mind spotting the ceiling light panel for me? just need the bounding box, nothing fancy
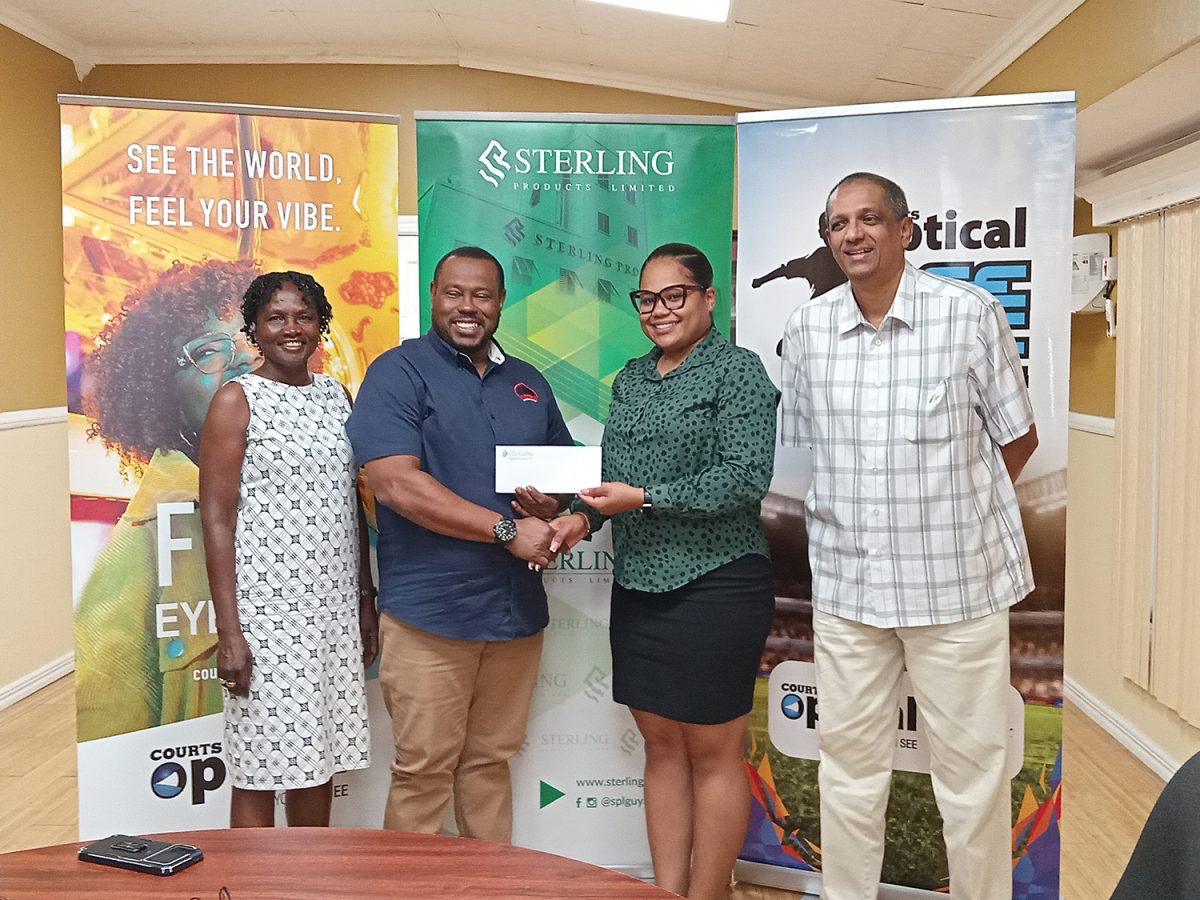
[583,0,731,24]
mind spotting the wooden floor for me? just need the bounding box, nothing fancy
[0,676,1165,898]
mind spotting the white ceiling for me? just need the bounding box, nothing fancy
[2,0,1085,109]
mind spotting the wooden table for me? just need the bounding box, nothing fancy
[0,828,676,898]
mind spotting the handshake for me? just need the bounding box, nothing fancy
[505,482,647,571]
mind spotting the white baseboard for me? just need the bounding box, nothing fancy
[1068,412,1115,437]
[1063,674,1182,782]
[0,652,75,712]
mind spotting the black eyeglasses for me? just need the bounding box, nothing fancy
[629,284,705,314]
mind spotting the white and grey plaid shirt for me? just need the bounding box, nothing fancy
[781,262,1035,627]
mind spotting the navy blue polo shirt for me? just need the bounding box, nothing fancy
[346,330,573,641]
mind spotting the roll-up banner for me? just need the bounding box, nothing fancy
[733,93,1074,898]
[62,95,400,837]
[415,112,735,871]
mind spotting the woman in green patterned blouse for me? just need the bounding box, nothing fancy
[551,243,777,900]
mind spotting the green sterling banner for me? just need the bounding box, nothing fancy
[416,114,733,424]
[415,113,733,870]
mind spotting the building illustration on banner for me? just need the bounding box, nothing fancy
[419,127,713,424]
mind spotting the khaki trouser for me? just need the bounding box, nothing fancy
[377,613,543,843]
[813,608,1013,900]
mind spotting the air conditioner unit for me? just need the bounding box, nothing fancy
[1071,233,1111,313]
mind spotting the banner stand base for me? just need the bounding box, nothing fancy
[734,860,820,898]
[734,860,963,898]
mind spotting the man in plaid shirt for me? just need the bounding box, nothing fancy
[780,172,1039,900]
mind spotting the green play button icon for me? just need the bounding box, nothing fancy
[539,780,565,809]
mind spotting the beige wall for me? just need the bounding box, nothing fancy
[0,27,78,695]
[981,0,1200,111]
[1068,197,1118,419]
[983,0,1200,419]
[0,422,73,690]
[0,26,79,413]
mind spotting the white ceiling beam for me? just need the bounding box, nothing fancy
[0,1,93,78]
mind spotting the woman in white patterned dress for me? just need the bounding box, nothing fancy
[200,271,377,827]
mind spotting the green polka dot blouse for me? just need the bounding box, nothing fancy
[575,327,778,592]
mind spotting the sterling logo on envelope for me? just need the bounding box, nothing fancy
[495,445,602,494]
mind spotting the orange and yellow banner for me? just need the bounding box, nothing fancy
[62,97,398,837]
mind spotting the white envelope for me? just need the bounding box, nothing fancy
[495,445,602,494]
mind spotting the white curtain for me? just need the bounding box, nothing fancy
[1117,199,1200,725]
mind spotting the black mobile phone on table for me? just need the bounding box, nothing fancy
[78,834,204,875]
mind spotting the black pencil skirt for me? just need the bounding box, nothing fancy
[609,553,775,725]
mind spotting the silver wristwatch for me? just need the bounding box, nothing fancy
[492,517,518,544]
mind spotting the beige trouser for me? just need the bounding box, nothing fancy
[377,613,544,842]
[813,608,1012,900]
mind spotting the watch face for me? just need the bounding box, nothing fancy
[493,518,518,544]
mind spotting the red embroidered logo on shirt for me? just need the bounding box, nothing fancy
[514,382,539,402]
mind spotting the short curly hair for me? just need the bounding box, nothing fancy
[240,271,333,345]
[85,258,261,475]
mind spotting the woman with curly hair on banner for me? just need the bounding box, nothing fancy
[74,259,260,742]
[551,243,778,900]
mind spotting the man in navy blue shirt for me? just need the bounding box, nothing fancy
[347,246,573,842]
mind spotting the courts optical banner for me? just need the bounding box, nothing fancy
[416,111,734,873]
[62,95,400,838]
[733,92,1075,899]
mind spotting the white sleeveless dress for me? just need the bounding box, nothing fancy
[224,372,370,790]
